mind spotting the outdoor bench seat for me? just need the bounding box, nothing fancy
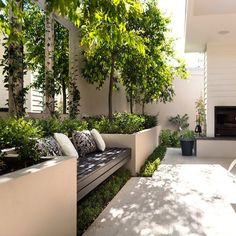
[77,147,131,201]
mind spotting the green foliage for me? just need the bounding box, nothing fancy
[159,129,180,148]
[122,1,188,113]
[195,96,206,134]
[86,113,157,134]
[81,0,145,120]
[32,118,87,137]
[0,0,26,117]
[139,145,166,177]
[31,118,62,137]
[0,118,43,161]
[60,118,88,136]
[24,2,70,114]
[68,81,80,118]
[77,169,131,236]
[45,0,80,17]
[143,114,158,129]
[180,129,195,140]
[169,114,189,131]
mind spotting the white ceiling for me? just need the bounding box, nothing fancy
[185,0,236,52]
[194,0,236,16]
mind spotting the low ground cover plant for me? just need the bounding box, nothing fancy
[139,145,167,177]
[77,169,131,236]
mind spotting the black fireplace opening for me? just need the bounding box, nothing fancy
[215,106,236,137]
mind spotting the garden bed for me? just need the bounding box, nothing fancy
[77,169,131,236]
[102,125,161,176]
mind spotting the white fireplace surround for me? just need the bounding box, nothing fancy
[206,43,236,137]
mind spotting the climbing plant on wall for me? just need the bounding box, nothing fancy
[0,0,26,118]
[24,2,70,115]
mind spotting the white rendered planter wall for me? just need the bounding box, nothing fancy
[102,125,161,176]
[0,156,77,236]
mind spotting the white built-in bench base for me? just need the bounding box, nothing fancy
[196,137,236,159]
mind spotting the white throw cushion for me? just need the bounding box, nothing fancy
[54,133,79,158]
[91,129,106,151]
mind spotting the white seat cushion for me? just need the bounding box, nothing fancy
[54,133,79,158]
[91,129,106,151]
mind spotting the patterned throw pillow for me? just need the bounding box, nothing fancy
[36,136,63,157]
[72,130,97,157]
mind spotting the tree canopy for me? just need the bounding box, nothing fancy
[122,1,188,113]
[82,0,188,116]
[81,0,145,120]
[0,0,188,119]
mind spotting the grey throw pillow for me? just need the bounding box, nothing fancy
[72,131,97,157]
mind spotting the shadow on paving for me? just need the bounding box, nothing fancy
[84,163,236,236]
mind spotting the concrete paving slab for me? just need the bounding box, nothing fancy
[83,148,236,236]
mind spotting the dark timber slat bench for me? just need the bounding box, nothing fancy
[77,147,131,201]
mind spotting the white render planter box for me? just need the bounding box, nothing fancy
[102,125,161,176]
[0,156,77,236]
[197,138,236,159]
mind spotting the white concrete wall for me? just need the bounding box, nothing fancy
[78,78,129,116]
[0,156,76,236]
[79,69,204,130]
[206,42,236,137]
[197,139,236,159]
[102,125,161,176]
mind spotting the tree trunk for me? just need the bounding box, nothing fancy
[142,100,145,115]
[44,12,55,116]
[130,90,133,114]
[8,0,24,118]
[108,54,115,122]
[62,78,67,114]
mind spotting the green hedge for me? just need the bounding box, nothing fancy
[139,145,167,177]
[159,129,181,148]
[0,118,43,162]
[0,113,157,162]
[86,113,157,134]
[32,118,88,137]
[77,169,131,236]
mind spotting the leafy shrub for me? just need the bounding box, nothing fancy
[180,129,195,140]
[169,114,189,131]
[77,169,131,236]
[139,145,166,177]
[159,129,180,147]
[86,113,158,134]
[143,114,158,129]
[32,118,87,137]
[0,118,43,162]
[60,119,88,136]
[32,118,62,137]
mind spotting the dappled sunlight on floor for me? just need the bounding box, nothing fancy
[84,149,236,236]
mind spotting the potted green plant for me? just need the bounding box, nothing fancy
[180,130,195,156]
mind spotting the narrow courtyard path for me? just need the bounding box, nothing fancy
[84,148,236,236]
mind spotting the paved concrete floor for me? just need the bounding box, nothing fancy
[83,148,236,236]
